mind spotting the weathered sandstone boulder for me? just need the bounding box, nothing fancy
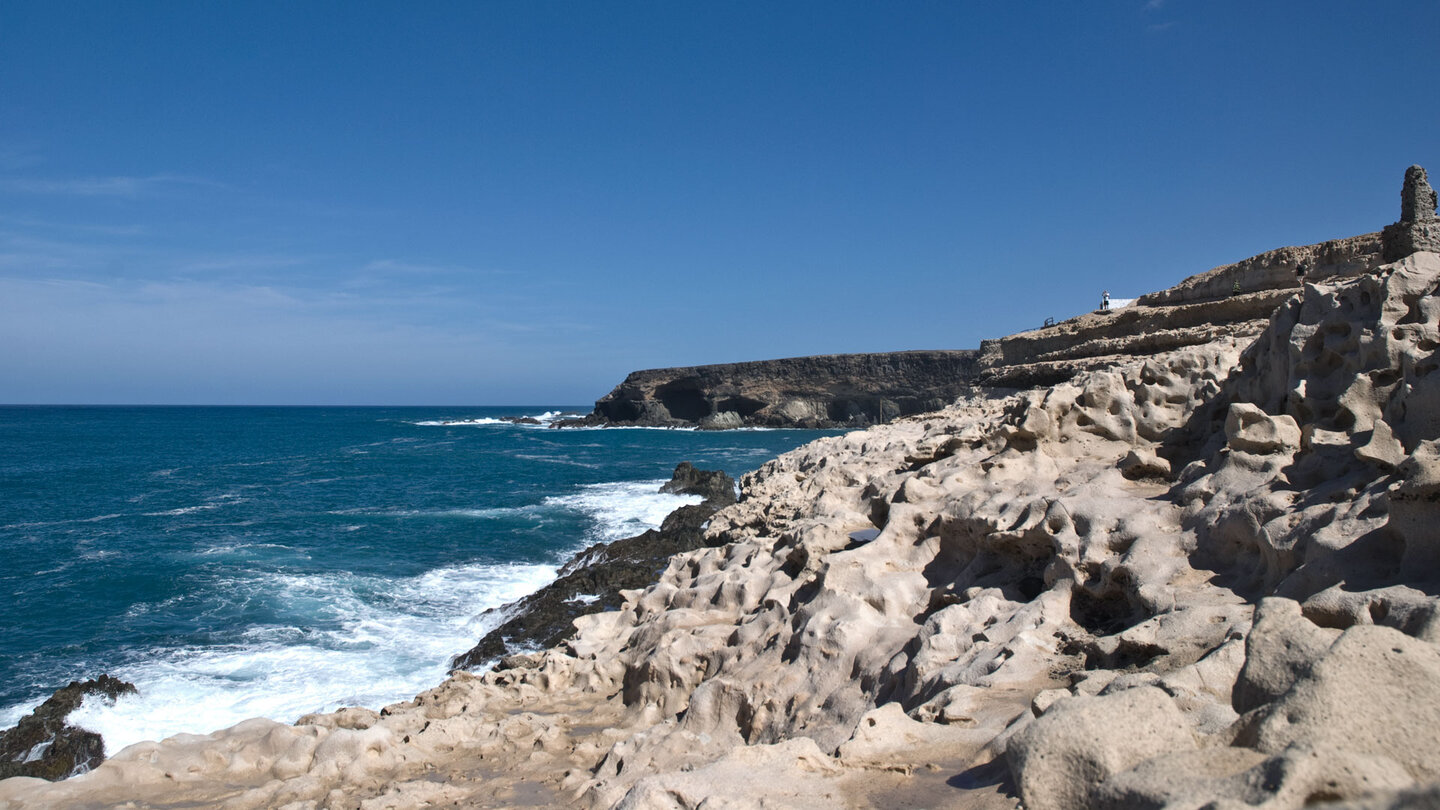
[1007,686,1196,810]
[1224,403,1302,454]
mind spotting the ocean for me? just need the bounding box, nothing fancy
[0,406,837,756]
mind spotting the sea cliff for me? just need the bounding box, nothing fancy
[5,170,1440,809]
[571,232,1389,428]
[565,350,981,430]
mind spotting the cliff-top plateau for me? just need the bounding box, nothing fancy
[5,165,1440,809]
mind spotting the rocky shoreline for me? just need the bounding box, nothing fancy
[0,676,135,782]
[449,463,737,671]
[4,168,1440,809]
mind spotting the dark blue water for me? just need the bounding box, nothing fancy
[0,406,836,753]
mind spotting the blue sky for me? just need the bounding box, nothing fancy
[2,1,1437,405]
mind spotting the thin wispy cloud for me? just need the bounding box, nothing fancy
[363,259,457,275]
[0,232,135,271]
[1142,0,1179,31]
[0,215,150,238]
[0,273,576,403]
[176,254,312,274]
[0,275,112,291]
[337,259,516,304]
[361,259,511,277]
[0,173,224,198]
[0,144,43,172]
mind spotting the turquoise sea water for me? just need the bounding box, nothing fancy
[0,406,837,754]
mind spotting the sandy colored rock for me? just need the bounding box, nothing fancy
[1119,448,1171,480]
[1224,403,1301,454]
[1232,598,1339,714]
[1006,686,1196,810]
[1093,742,1413,810]
[1240,624,1440,779]
[613,738,843,810]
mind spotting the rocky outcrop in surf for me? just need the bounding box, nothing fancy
[0,676,135,782]
[449,463,736,671]
[7,168,1440,810]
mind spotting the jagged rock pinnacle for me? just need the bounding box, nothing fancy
[1383,164,1440,262]
[1402,164,1438,223]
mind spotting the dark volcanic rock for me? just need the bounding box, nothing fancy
[450,464,736,671]
[0,675,136,781]
[581,350,981,430]
[659,461,736,505]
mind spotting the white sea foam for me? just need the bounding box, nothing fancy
[0,513,124,531]
[412,414,817,432]
[412,410,578,428]
[558,424,699,432]
[412,417,506,426]
[144,492,249,518]
[512,453,602,469]
[195,542,308,560]
[543,480,701,545]
[61,479,697,757]
[329,483,696,541]
[325,504,546,521]
[0,703,24,732]
[67,561,558,757]
[144,503,222,517]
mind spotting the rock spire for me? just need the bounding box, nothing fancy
[1383,163,1440,262]
[1402,164,1438,223]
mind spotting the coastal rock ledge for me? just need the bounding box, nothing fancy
[5,172,1440,809]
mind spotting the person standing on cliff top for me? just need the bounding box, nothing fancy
[1101,290,1110,312]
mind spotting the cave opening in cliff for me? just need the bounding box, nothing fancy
[655,381,712,422]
